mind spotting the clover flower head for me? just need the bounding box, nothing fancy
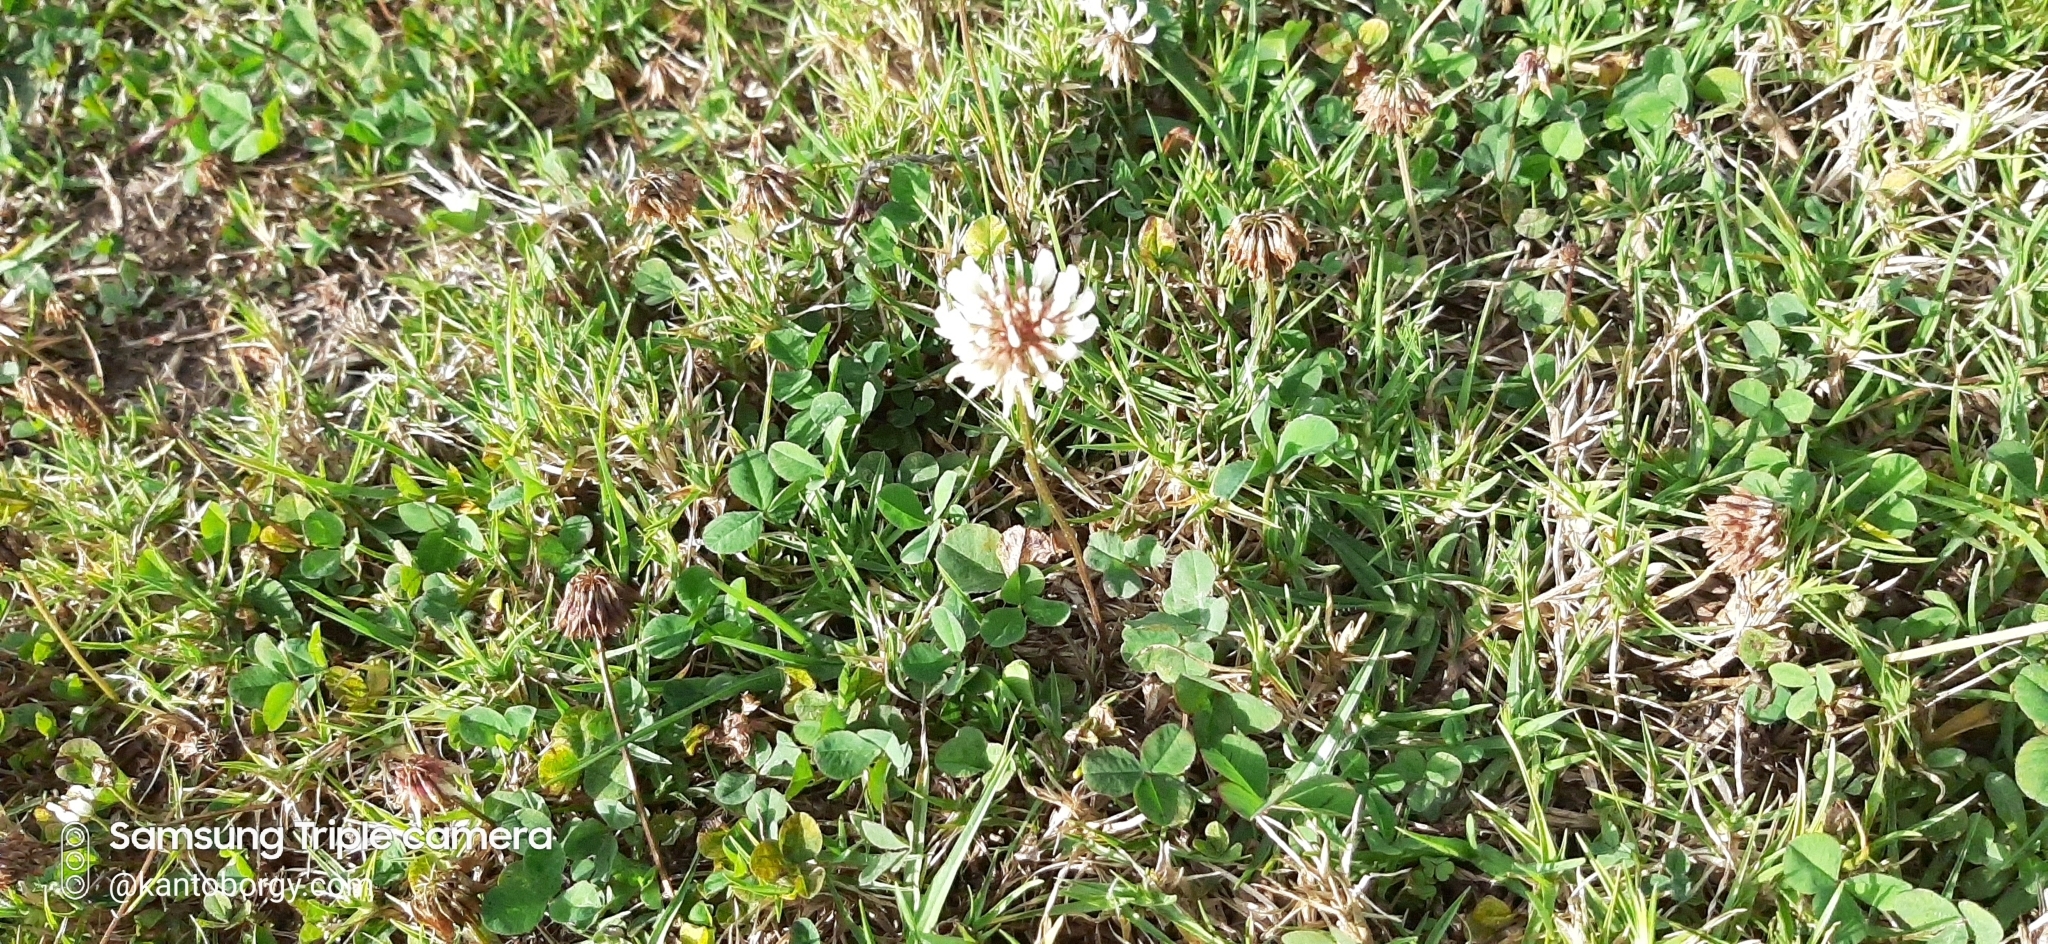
[936,248,1098,416]
[1078,0,1158,87]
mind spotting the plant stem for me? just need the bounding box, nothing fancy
[16,576,120,704]
[1248,282,1276,382]
[590,644,676,897]
[1015,402,1108,647]
[1394,132,1427,257]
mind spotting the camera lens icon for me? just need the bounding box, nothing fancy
[56,824,90,899]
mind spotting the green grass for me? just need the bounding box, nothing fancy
[4,0,2048,942]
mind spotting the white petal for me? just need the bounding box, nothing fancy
[934,318,971,347]
[1132,23,1157,45]
[945,259,991,312]
[1049,265,1082,316]
[1031,248,1059,294]
[949,361,997,393]
[1065,312,1098,345]
[1066,284,1096,320]
[1078,0,1108,20]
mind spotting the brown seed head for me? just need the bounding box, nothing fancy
[1354,71,1433,136]
[18,368,102,434]
[732,136,802,222]
[707,693,765,763]
[1223,210,1307,282]
[1701,489,1786,575]
[638,53,695,106]
[38,293,74,329]
[626,169,701,227]
[383,750,461,819]
[1158,125,1199,157]
[0,527,32,571]
[555,568,637,642]
[999,524,1061,575]
[0,833,51,893]
[1557,242,1584,272]
[143,712,224,767]
[402,867,486,942]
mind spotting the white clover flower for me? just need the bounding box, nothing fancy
[936,248,1098,416]
[1079,0,1157,87]
[47,784,96,825]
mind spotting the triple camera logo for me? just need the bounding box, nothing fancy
[55,823,90,899]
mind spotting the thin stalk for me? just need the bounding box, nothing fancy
[1393,132,1427,256]
[16,576,120,704]
[1015,402,1108,646]
[97,845,157,944]
[1248,282,1278,381]
[590,645,676,897]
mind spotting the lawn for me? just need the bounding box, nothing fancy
[4,1,2048,942]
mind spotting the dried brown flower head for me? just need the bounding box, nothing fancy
[638,53,695,106]
[1508,50,1554,97]
[626,169,701,227]
[1557,242,1584,272]
[0,527,32,571]
[37,292,74,329]
[1158,125,1199,157]
[383,750,461,819]
[1701,489,1786,575]
[732,136,802,222]
[1078,0,1157,88]
[1223,210,1307,282]
[1064,694,1123,747]
[18,368,102,434]
[1354,71,1433,136]
[1586,51,1637,89]
[554,568,637,642]
[142,712,224,767]
[192,153,229,191]
[1000,525,1061,575]
[0,832,51,893]
[402,866,486,942]
[706,693,766,763]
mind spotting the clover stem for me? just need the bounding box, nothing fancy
[1015,401,1109,647]
[590,643,676,897]
[1249,282,1275,381]
[1394,132,1426,256]
[16,576,120,704]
